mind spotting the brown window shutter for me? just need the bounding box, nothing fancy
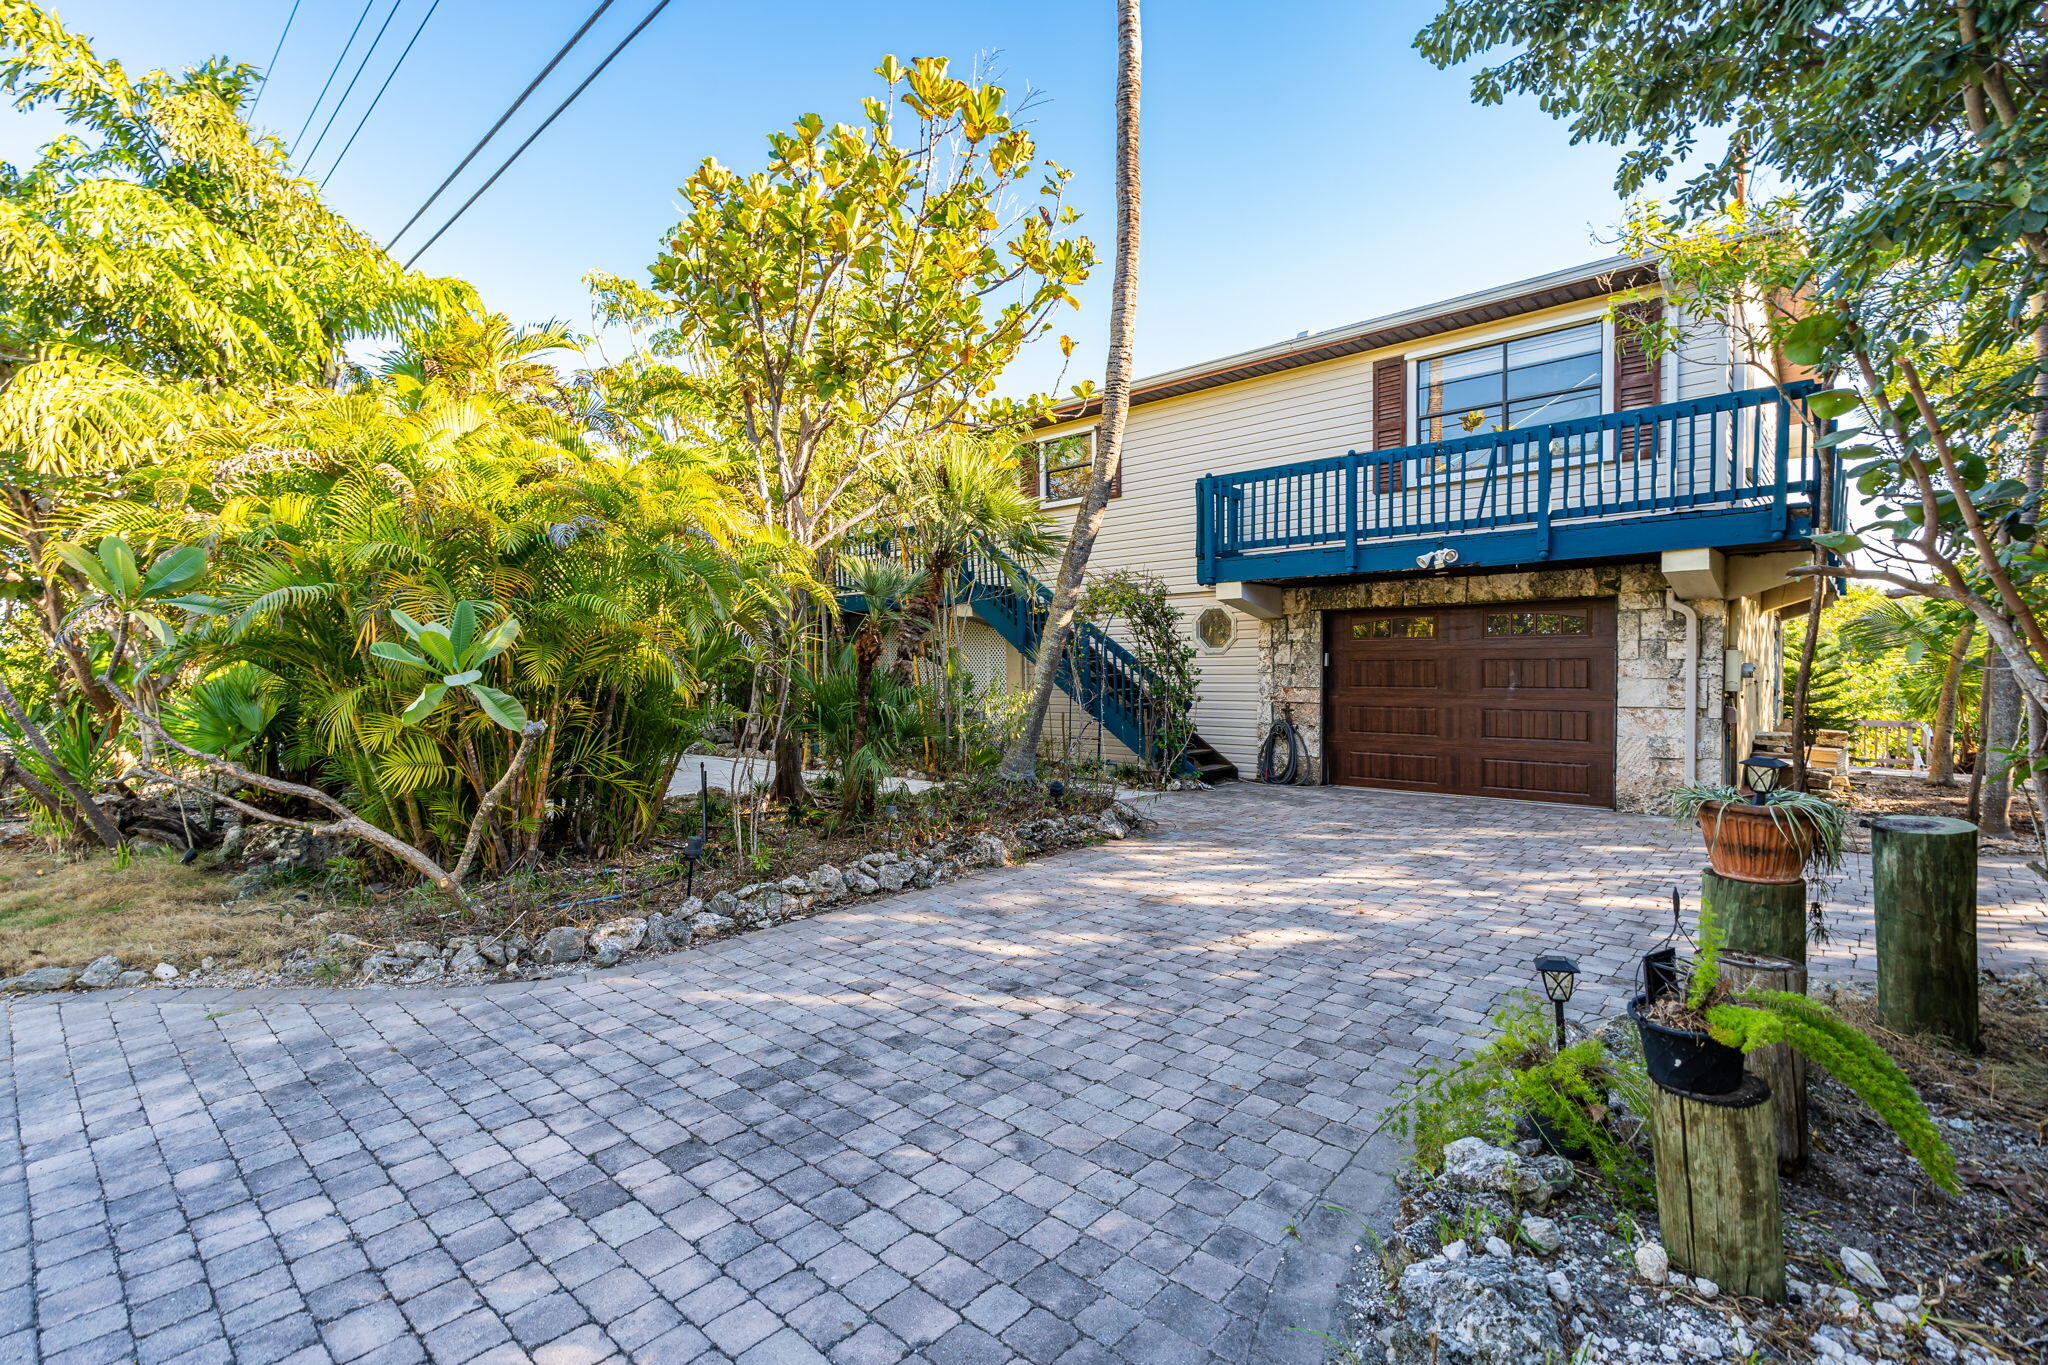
[1372,355,1407,493]
[1018,442,1040,498]
[1614,300,1662,459]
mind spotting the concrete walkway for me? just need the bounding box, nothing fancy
[4,786,2043,1365]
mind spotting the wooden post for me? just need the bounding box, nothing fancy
[1649,1075,1785,1301]
[1703,868,1806,965]
[1871,815,1980,1051]
[1721,952,1808,1172]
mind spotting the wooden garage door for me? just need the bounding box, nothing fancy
[1325,600,1616,806]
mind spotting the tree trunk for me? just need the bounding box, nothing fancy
[1980,644,2019,836]
[1928,619,1974,786]
[1788,591,1824,792]
[0,673,123,847]
[1871,814,1981,1052]
[998,0,1141,782]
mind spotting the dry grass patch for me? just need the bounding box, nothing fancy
[0,845,318,975]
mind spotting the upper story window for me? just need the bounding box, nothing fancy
[1039,432,1093,500]
[1415,321,1604,444]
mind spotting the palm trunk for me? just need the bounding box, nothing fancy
[890,548,956,679]
[1000,0,1142,781]
[1981,646,2019,836]
[1928,620,1973,786]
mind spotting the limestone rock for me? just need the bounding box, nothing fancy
[448,945,487,975]
[589,917,646,967]
[875,862,911,893]
[1840,1246,1886,1292]
[392,940,436,961]
[1482,1235,1513,1260]
[320,933,369,955]
[399,958,445,985]
[1388,1253,1562,1365]
[1518,1217,1560,1254]
[534,926,587,964]
[1441,1138,1574,1202]
[967,833,1008,867]
[358,952,413,981]
[1543,1270,1572,1306]
[151,962,179,981]
[690,911,735,936]
[76,955,124,990]
[705,891,741,919]
[807,865,847,900]
[1095,810,1128,839]
[239,825,336,872]
[1632,1242,1669,1285]
[115,970,147,987]
[5,965,78,992]
[475,937,515,966]
[846,869,881,895]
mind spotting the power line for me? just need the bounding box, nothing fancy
[300,0,409,171]
[383,0,621,251]
[402,0,673,268]
[290,0,378,154]
[318,0,444,188]
[249,0,306,118]
[402,0,674,268]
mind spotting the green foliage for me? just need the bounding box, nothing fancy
[1684,901,1961,1193]
[1387,992,1653,1203]
[373,603,528,732]
[1079,569,1200,778]
[1784,633,1859,746]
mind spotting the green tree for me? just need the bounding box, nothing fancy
[1416,1,2048,719]
[592,54,1092,804]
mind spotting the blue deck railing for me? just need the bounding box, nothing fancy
[840,543,1190,772]
[1196,382,1832,583]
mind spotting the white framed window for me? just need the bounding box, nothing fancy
[1413,321,1604,475]
[1038,431,1093,500]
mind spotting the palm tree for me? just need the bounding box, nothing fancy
[1838,596,1976,785]
[1001,0,1143,782]
[887,434,1058,679]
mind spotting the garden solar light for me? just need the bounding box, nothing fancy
[1741,753,1791,804]
[682,763,708,898]
[1047,779,1066,802]
[1534,952,1580,1051]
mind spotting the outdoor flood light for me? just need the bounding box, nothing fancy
[1534,952,1580,1051]
[1741,753,1790,804]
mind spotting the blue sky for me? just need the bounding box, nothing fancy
[2,0,1661,396]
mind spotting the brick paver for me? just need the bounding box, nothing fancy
[3,785,2043,1364]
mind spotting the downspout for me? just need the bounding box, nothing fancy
[1666,591,1700,786]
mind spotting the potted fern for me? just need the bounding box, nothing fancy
[1629,903,1960,1193]
[1670,782,1849,884]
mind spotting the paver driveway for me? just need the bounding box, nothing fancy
[4,786,2044,1365]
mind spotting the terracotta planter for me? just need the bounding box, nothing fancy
[1695,799,1817,885]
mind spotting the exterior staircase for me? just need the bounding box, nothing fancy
[848,545,1236,782]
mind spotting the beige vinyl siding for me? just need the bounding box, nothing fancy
[1021,286,1762,774]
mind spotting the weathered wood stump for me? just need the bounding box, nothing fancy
[1648,1074,1785,1301]
[1871,815,1980,1052]
[1720,952,1809,1172]
[1703,867,1806,965]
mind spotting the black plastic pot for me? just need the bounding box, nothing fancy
[1628,993,1744,1095]
[1526,1105,1597,1163]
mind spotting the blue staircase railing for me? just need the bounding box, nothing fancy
[841,543,1192,772]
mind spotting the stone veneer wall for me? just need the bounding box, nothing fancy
[1260,563,1730,812]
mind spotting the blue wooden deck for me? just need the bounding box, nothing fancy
[1196,382,1835,583]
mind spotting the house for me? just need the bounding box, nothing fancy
[955,252,1839,812]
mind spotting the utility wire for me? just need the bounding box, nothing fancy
[402,0,673,268]
[383,0,621,251]
[290,0,378,154]
[319,0,444,188]
[300,0,409,171]
[248,0,306,118]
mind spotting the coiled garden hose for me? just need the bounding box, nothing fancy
[1257,716,1303,785]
